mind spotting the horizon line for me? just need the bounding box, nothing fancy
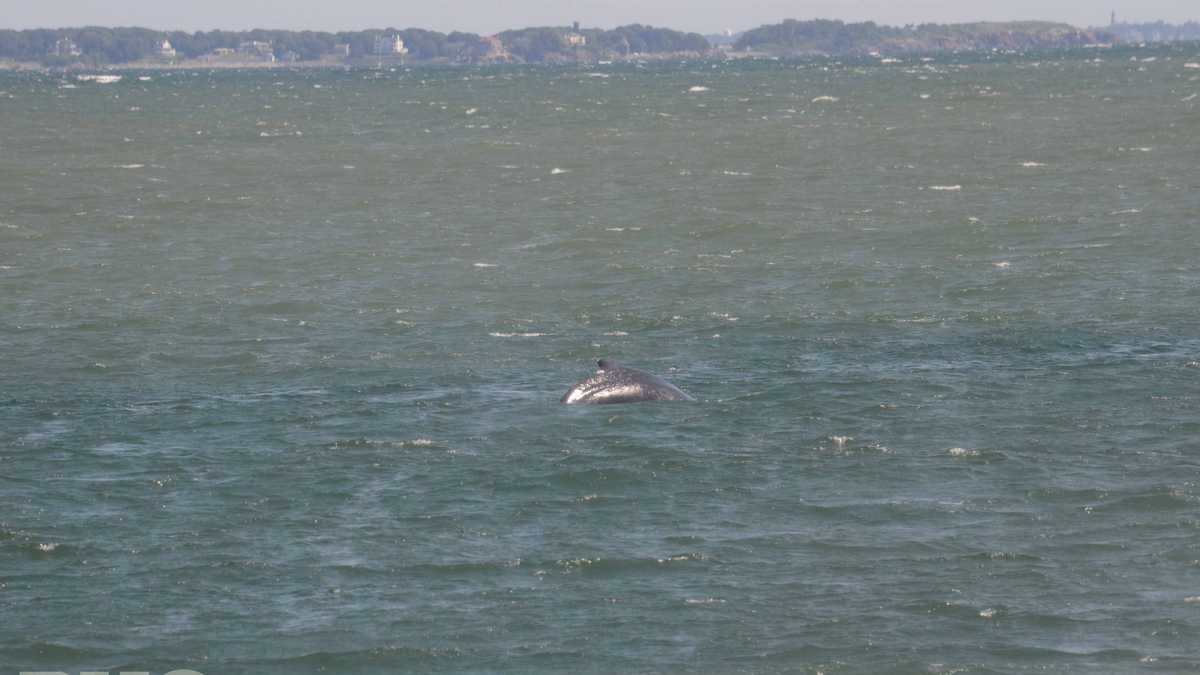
[5,16,1197,35]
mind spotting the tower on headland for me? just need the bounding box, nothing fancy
[566,21,587,47]
[1110,10,1116,26]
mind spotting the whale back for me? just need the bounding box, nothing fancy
[561,359,694,404]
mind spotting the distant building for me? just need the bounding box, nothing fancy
[203,43,274,63]
[567,21,587,46]
[374,34,408,57]
[158,40,176,58]
[332,43,351,58]
[53,37,82,58]
[238,41,275,61]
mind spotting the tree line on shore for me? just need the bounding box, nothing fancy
[0,24,709,66]
[1106,20,1200,43]
[732,20,1117,55]
[2,19,1194,67]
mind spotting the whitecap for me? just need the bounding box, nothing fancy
[688,85,710,92]
[948,447,980,457]
[473,262,498,268]
[488,332,550,338]
[992,261,1011,269]
[657,553,704,563]
[928,185,962,191]
[20,421,70,445]
[1185,63,1200,69]
[77,74,122,84]
[1183,94,1198,102]
[550,167,569,175]
[603,331,629,336]
[1020,161,1046,167]
[115,163,145,169]
[811,95,839,103]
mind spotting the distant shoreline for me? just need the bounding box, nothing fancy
[2,18,1197,73]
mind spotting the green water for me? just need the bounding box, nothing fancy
[2,47,1200,673]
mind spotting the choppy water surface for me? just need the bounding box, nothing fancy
[2,47,1200,673]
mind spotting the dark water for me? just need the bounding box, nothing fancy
[2,47,1200,673]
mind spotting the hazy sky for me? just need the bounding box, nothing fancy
[5,1,1196,34]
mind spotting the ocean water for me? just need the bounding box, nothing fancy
[2,47,1200,673]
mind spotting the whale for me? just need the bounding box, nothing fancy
[561,359,695,404]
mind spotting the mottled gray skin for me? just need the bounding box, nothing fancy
[561,359,695,404]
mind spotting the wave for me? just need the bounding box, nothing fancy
[1026,485,1195,512]
[233,645,467,668]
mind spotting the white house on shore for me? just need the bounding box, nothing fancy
[53,37,82,57]
[372,34,408,58]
